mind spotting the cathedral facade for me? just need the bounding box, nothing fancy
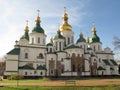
[4,9,118,77]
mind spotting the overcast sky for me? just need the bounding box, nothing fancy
[0,0,120,58]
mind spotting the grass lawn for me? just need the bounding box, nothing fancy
[0,85,120,90]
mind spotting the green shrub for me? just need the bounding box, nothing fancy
[7,74,23,80]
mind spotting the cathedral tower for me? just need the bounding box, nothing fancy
[59,7,74,47]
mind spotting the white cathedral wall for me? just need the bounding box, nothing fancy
[104,66,111,75]
[61,30,74,45]
[29,33,46,45]
[19,70,45,76]
[20,47,46,62]
[65,48,84,57]
[6,60,18,72]
[19,39,29,46]
[7,55,19,60]
[57,52,66,61]
[90,43,102,51]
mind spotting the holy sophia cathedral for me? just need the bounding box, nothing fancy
[4,8,118,77]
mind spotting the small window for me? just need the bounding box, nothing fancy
[34,70,37,74]
[61,58,63,62]
[68,37,70,44]
[61,69,64,73]
[25,72,27,75]
[38,37,40,43]
[32,38,34,44]
[50,48,52,52]
[37,53,44,59]
[99,58,101,63]
[72,64,75,72]
[51,70,53,74]
[40,72,43,75]
[25,53,28,59]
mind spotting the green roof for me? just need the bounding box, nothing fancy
[37,65,46,70]
[110,60,118,65]
[65,44,80,49]
[19,64,34,70]
[7,48,20,55]
[90,34,100,43]
[103,59,111,65]
[54,31,64,40]
[32,23,44,33]
[20,32,29,40]
[97,66,105,70]
[46,42,53,46]
[76,37,86,43]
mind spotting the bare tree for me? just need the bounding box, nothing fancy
[113,36,120,50]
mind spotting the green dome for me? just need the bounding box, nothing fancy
[20,32,29,40]
[76,37,86,43]
[32,23,44,33]
[76,32,86,43]
[47,43,53,46]
[54,30,65,40]
[91,34,100,43]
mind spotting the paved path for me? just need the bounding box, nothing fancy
[1,79,120,86]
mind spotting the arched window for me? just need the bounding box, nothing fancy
[32,38,34,44]
[37,53,44,59]
[61,69,64,73]
[50,48,52,52]
[40,72,43,75]
[68,37,70,44]
[25,53,28,59]
[34,70,37,74]
[98,45,100,50]
[94,46,96,51]
[25,72,27,75]
[56,42,57,50]
[59,42,61,51]
[99,58,101,63]
[72,64,75,72]
[38,37,40,43]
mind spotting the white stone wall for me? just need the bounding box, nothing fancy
[6,60,18,72]
[61,30,74,46]
[19,70,45,76]
[29,32,46,45]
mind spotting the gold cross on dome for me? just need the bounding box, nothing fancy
[92,21,95,27]
[37,9,40,16]
[26,20,28,26]
[64,7,66,13]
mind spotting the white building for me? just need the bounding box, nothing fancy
[4,9,118,77]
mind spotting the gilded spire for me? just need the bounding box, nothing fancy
[24,20,29,32]
[80,32,83,38]
[50,37,53,43]
[63,7,68,24]
[35,9,41,23]
[92,22,96,34]
[86,32,89,43]
[57,28,61,34]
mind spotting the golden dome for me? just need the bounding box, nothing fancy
[24,20,29,32]
[92,27,96,33]
[80,32,83,38]
[60,23,72,31]
[59,7,72,31]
